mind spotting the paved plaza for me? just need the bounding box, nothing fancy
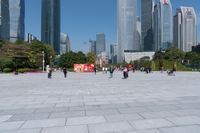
[0,71,200,133]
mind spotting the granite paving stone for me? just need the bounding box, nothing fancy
[0,72,200,132]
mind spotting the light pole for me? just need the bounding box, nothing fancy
[42,51,45,72]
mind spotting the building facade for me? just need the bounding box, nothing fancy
[174,7,197,52]
[153,0,173,51]
[110,44,118,64]
[89,40,96,55]
[9,0,25,42]
[60,33,71,54]
[136,17,141,51]
[117,0,138,63]
[96,33,106,55]
[41,0,60,54]
[124,51,155,63]
[141,0,154,51]
[0,0,9,41]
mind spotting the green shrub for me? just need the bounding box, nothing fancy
[3,68,13,73]
[18,68,33,73]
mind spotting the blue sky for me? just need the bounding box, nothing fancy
[25,0,200,52]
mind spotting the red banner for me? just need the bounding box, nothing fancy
[74,64,95,72]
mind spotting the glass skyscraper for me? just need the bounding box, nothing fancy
[141,0,154,51]
[117,0,138,63]
[0,0,9,41]
[9,0,25,42]
[41,0,60,54]
[96,33,106,55]
[153,0,173,51]
[174,7,197,52]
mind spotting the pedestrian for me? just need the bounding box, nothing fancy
[109,66,115,78]
[48,68,52,79]
[63,68,67,78]
[94,67,97,75]
[123,67,128,79]
[105,67,108,74]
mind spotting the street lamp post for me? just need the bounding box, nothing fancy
[42,51,45,72]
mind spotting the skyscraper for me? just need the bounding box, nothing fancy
[141,0,154,51]
[0,0,9,41]
[96,33,106,55]
[110,44,118,64]
[174,7,197,52]
[153,0,173,51]
[89,40,96,55]
[41,0,60,54]
[136,17,141,50]
[9,0,25,42]
[60,33,71,54]
[117,0,138,63]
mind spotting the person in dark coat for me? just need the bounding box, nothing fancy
[109,66,115,78]
[94,67,97,75]
[48,68,52,79]
[63,68,67,78]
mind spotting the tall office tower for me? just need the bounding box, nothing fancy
[141,0,154,51]
[174,7,197,52]
[41,0,60,54]
[136,17,141,50]
[117,0,138,63]
[153,0,173,51]
[96,33,106,55]
[66,34,71,52]
[9,0,25,42]
[89,40,96,54]
[110,44,118,64]
[60,33,71,54]
[0,0,9,41]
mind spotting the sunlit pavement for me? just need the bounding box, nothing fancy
[0,71,200,133]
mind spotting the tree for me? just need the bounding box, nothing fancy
[0,58,14,72]
[86,52,96,64]
[164,47,185,61]
[29,40,55,67]
[153,51,164,60]
[59,51,87,68]
[185,52,200,67]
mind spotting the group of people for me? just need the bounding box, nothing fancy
[47,64,177,79]
[47,67,68,79]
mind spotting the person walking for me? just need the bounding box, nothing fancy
[123,67,128,79]
[109,66,115,78]
[48,68,52,79]
[63,68,67,78]
[94,67,97,75]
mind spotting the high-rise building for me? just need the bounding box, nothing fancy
[141,0,154,51]
[66,34,71,53]
[96,33,106,55]
[153,0,173,51]
[9,0,25,42]
[110,44,118,64]
[0,0,9,41]
[136,17,141,50]
[89,40,96,54]
[117,0,138,63]
[41,0,60,54]
[174,7,197,52]
[60,33,71,54]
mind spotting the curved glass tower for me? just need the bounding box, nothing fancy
[117,0,138,63]
[153,0,173,51]
[9,0,25,42]
[174,7,197,52]
[41,0,60,54]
